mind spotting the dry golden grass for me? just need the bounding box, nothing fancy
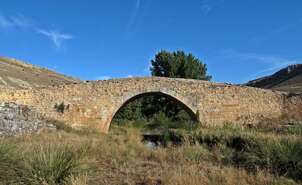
[0,125,300,185]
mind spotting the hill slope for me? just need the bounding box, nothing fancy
[246,64,302,93]
[0,57,80,89]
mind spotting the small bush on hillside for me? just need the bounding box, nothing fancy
[54,102,69,114]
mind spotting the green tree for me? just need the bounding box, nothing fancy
[150,50,211,80]
[145,50,211,122]
[113,50,211,129]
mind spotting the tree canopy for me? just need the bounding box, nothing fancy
[150,50,211,80]
[113,50,212,128]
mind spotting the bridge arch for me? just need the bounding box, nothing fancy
[104,90,199,132]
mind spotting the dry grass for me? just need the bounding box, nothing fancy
[0,124,301,185]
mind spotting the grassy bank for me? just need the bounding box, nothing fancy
[0,123,301,185]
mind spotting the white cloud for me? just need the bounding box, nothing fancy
[127,75,134,78]
[0,14,73,50]
[10,15,31,28]
[0,14,31,29]
[37,29,73,49]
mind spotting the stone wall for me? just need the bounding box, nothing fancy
[0,102,56,136]
[0,77,301,132]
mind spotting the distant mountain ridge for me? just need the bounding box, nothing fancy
[0,57,81,89]
[246,64,302,93]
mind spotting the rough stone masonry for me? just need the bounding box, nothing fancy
[0,102,56,136]
[0,77,301,133]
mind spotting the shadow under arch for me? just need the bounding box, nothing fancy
[108,91,198,130]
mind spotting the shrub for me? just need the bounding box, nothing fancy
[23,144,86,185]
[229,136,302,181]
[54,102,69,114]
[271,139,302,180]
[176,127,302,182]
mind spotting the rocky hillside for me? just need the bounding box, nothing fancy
[246,64,302,94]
[0,57,81,89]
[0,57,79,136]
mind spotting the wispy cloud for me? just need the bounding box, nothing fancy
[220,49,300,80]
[0,13,73,50]
[126,0,142,35]
[0,16,12,28]
[200,0,212,15]
[37,29,73,49]
[10,15,32,28]
[125,0,151,38]
[251,19,302,43]
[0,14,31,29]
[200,0,224,15]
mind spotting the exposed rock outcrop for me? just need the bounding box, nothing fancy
[0,102,56,136]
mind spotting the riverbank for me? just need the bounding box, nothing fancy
[0,122,301,185]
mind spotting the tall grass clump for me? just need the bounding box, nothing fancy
[269,139,302,181]
[162,126,302,182]
[64,174,88,185]
[23,143,86,185]
[228,136,302,182]
[0,141,13,173]
[0,141,23,184]
[282,124,302,135]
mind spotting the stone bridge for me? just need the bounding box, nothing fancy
[0,77,301,132]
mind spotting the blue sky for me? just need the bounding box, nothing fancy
[0,0,301,83]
